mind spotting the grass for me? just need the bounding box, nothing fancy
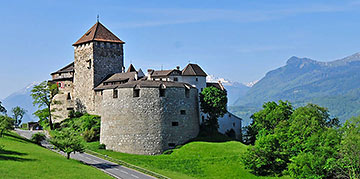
[87,140,290,179]
[0,132,112,179]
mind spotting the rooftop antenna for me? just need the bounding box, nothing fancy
[97,14,100,22]
[161,65,163,71]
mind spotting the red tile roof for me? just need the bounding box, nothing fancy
[73,22,125,46]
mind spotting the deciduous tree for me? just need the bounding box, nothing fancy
[50,129,85,159]
[31,81,59,130]
[0,115,14,137]
[200,86,227,132]
[11,106,26,127]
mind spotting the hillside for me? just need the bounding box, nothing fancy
[232,53,360,124]
[2,82,39,123]
[0,132,111,179]
[87,141,289,179]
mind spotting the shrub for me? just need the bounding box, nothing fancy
[98,143,106,149]
[83,128,97,142]
[31,133,46,145]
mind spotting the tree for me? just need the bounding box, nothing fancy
[11,106,26,127]
[242,103,340,177]
[31,81,59,130]
[200,86,227,132]
[0,101,6,114]
[50,129,85,159]
[335,116,360,179]
[0,115,14,137]
[31,133,46,145]
[33,108,50,128]
[244,101,293,145]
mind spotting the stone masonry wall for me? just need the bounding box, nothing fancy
[74,42,95,114]
[100,87,199,155]
[51,80,74,123]
[73,41,123,115]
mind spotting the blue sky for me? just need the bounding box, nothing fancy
[1,0,360,99]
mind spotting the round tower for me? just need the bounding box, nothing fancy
[100,81,200,155]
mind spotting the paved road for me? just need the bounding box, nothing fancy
[15,129,156,179]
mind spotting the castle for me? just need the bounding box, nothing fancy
[50,22,241,155]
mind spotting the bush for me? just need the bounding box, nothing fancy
[83,128,97,142]
[59,114,100,142]
[163,149,174,155]
[98,144,106,149]
[31,133,46,145]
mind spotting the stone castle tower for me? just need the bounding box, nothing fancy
[72,22,125,114]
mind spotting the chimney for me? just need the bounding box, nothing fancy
[147,69,154,80]
[135,73,138,81]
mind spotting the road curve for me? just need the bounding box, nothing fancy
[15,129,156,179]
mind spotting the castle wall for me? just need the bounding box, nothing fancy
[100,87,199,155]
[51,80,74,123]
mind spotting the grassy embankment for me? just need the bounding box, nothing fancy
[87,140,290,179]
[0,132,112,179]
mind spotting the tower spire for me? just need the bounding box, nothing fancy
[97,14,99,22]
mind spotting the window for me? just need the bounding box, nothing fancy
[185,88,190,98]
[133,89,140,97]
[196,78,198,82]
[113,89,118,98]
[233,123,236,127]
[172,122,179,126]
[67,93,71,100]
[87,59,92,69]
[67,107,74,111]
[168,143,176,148]
[201,88,203,92]
[174,77,178,81]
[159,88,166,97]
[202,116,205,123]
[180,110,186,115]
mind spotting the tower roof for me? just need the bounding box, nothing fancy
[73,22,125,46]
[126,64,137,73]
[182,64,207,76]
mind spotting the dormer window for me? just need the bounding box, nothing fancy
[185,88,190,98]
[113,89,118,98]
[196,78,198,82]
[133,89,140,97]
[160,88,166,97]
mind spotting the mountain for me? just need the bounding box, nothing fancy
[231,53,360,125]
[2,82,39,123]
[207,75,250,105]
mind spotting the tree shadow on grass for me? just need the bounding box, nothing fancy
[0,155,36,162]
[0,149,35,162]
[0,149,27,156]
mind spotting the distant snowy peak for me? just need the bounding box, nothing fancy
[206,75,237,86]
[6,82,39,98]
[244,80,259,87]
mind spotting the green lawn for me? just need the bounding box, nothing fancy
[87,141,290,179]
[0,132,112,179]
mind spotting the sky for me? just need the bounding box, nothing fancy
[1,0,360,99]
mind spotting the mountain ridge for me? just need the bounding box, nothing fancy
[232,52,360,124]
